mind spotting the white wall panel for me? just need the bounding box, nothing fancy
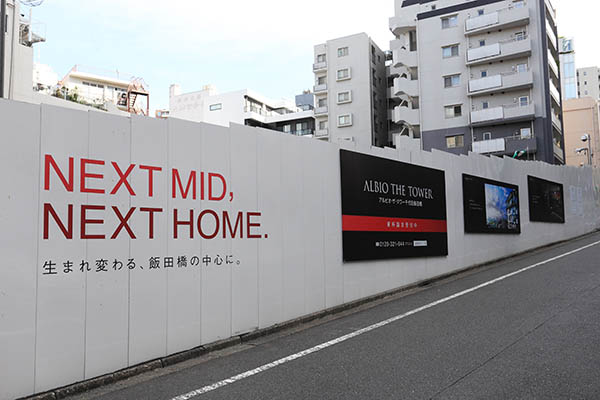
[302,139,326,314]
[200,123,232,344]
[84,111,130,379]
[256,130,284,328]
[230,124,259,335]
[128,116,168,366]
[0,100,40,399]
[35,105,88,393]
[322,144,344,309]
[166,118,202,355]
[281,137,306,320]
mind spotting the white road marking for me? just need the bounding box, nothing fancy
[170,239,600,400]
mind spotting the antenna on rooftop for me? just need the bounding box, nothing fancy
[19,0,45,6]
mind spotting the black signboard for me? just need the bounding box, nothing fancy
[462,174,521,234]
[340,150,448,262]
[528,175,565,223]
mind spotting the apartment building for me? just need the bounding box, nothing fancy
[559,37,576,100]
[169,84,315,136]
[313,33,388,149]
[577,67,600,100]
[59,65,138,112]
[563,97,600,167]
[389,0,565,165]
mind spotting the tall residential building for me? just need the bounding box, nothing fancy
[577,67,600,100]
[563,97,599,167]
[389,0,565,165]
[169,84,315,136]
[312,33,388,149]
[559,37,577,100]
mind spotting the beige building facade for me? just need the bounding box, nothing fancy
[563,97,600,167]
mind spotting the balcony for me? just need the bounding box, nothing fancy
[468,70,533,96]
[470,102,535,127]
[389,15,416,35]
[549,80,561,105]
[553,142,564,162]
[314,129,329,138]
[393,106,419,126]
[393,48,418,68]
[313,83,327,94]
[472,136,537,156]
[314,106,328,116]
[393,77,419,98]
[548,50,559,79]
[465,5,529,36]
[466,37,531,66]
[551,112,562,131]
[313,61,327,72]
[546,21,557,51]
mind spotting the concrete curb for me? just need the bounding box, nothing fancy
[20,230,599,400]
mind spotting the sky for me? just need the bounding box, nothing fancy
[28,0,598,113]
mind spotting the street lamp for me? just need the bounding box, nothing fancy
[580,134,593,166]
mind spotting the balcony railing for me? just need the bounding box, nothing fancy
[472,135,537,155]
[549,80,561,104]
[389,15,417,35]
[548,50,559,79]
[465,3,529,35]
[546,21,557,51]
[314,106,328,116]
[393,106,419,126]
[313,83,327,93]
[470,102,535,126]
[468,69,533,96]
[393,77,419,98]
[314,129,329,138]
[313,61,327,72]
[466,36,531,65]
[393,48,418,68]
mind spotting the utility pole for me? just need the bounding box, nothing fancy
[0,0,6,99]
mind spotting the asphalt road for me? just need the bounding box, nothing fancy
[72,233,600,400]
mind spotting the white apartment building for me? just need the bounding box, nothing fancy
[59,65,137,112]
[313,33,388,149]
[169,84,315,136]
[389,0,565,165]
[577,66,600,101]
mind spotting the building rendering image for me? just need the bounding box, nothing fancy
[389,0,565,164]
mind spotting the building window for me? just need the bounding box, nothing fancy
[518,96,529,107]
[317,76,327,85]
[444,74,460,88]
[442,44,459,58]
[516,63,528,73]
[283,124,291,133]
[337,47,349,57]
[337,91,351,104]
[317,54,326,63]
[445,105,462,118]
[515,31,526,41]
[441,15,458,29]
[338,114,352,127]
[446,135,464,148]
[520,127,532,138]
[478,9,485,15]
[318,97,327,107]
[337,68,351,81]
[483,132,492,140]
[319,120,328,130]
[513,0,525,8]
[481,70,488,78]
[482,101,489,109]
[479,40,486,47]
[209,103,222,111]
